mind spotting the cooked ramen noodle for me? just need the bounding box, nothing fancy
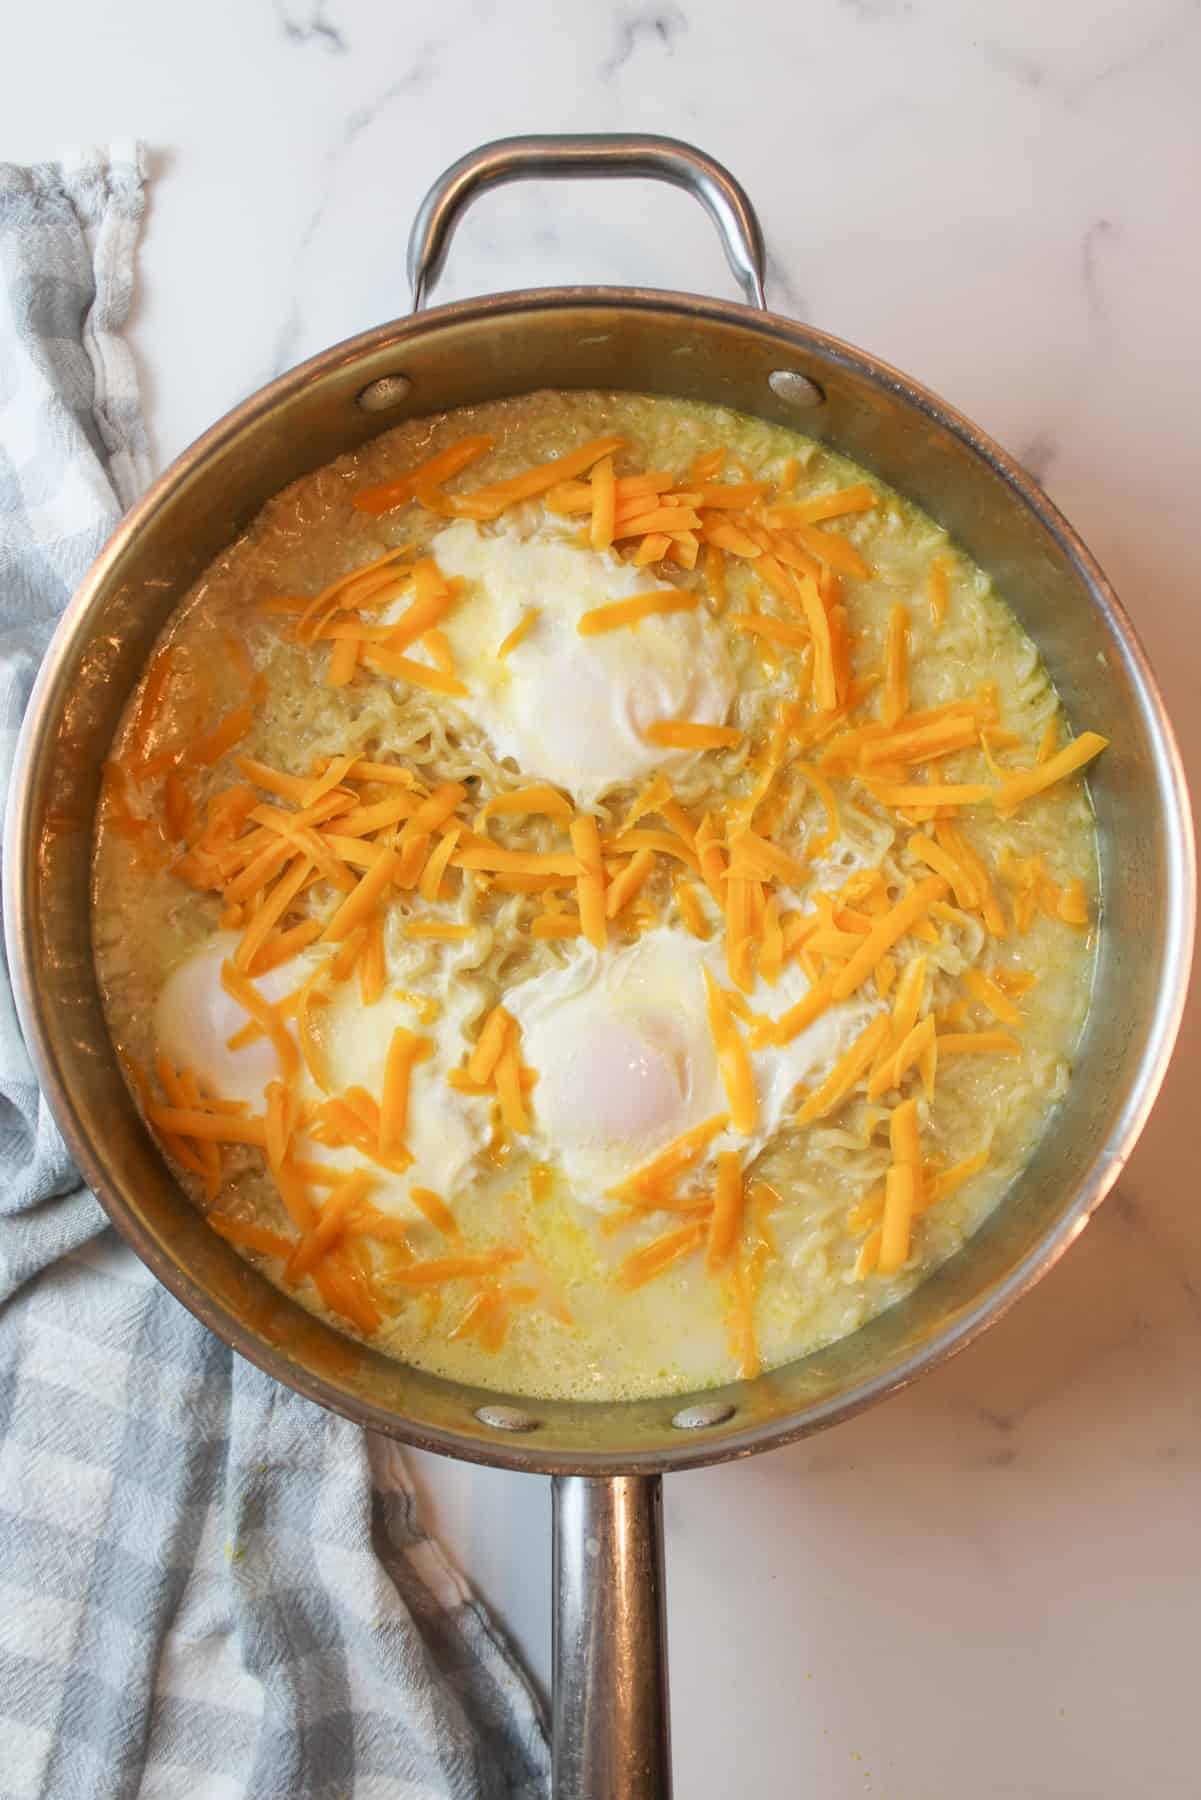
[92,392,1103,1401]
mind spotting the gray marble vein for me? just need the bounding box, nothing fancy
[275,0,348,54]
[602,4,688,78]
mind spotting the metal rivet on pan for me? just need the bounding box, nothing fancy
[357,375,413,412]
[475,1404,541,1432]
[768,369,825,408]
[670,1402,736,1430]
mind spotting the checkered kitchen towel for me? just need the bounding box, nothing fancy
[0,146,549,1800]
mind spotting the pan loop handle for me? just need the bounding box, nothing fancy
[406,133,768,313]
[552,1473,672,1798]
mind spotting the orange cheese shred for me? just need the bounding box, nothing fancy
[605,848,657,920]
[755,968,838,1049]
[830,877,947,1001]
[645,720,742,751]
[381,1249,522,1289]
[381,1026,432,1157]
[703,967,757,1133]
[479,784,572,825]
[571,814,607,950]
[963,968,1023,1026]
[188,704,255,769]
[868,1013,936,1101]
[877,1163,915,1275]
[759,894,784,985]
[921,1146,990,1212]
[728,613,810,652]
[219,960,298,1080]
[706,1150,745,1271]
[928,554,952,629]
[611,1112,729,1203]
[287,1171,374,1279]
[494,1030,530,1135]
[418,826,463,904]
[209,1215,294,1259]
[530,912,582,939]
[788,521,871,580]
[235,853,313,974]
[590,454,616,552]
[360,647,468,698]
[352,434,496,514]
[881,604,910,728]
[320,849,400,943]
[993,732,1108,816]
[867,781,994,810]
[852,1224,882,1277]
[466,434,625,517]
[798,576,837,713]
[147,1106,269,1147]
[577,590,698,635]
[615,1220,708,1291]
[454,845,581,878]
[795,1014,890,1125]
[327,633,360,687]
[1059,877,1090,927]
[694,813,727,906]
[496,608,540,658]
[674,879,710,940]
[609,829,699,875]
[310,1248,380,1334]
[770,484,877,526]
[467,1005,513,1086]
[702,519,762,560]
[907,831,978,910]
[935,820,1007,936]
[727,829,807,888]
[936,1031,1021,1057]
[633,532,673,567]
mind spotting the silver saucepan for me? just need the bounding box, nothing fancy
[5,137,1194,1797]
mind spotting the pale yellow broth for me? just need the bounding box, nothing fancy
[92,391,1098,1401]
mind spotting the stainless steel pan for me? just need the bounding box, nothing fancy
[5,136,1194,1797]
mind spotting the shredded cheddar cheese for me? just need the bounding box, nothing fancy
[706,1150,745,1271]
[994,732,1108,816]
[795,1014,890,1124]
[881,604,910,728]
[577,590,699,635]
[605,848,656,920]
[927,555,951,629]
[570,814,607,950]
[963,968,1022,1026]
[352,435,495,515]
[496,608,540,658]
[703,967,757,1133]
[937,1031,1021,1057]
[616,1220,708,1291]
[644,720,742,751]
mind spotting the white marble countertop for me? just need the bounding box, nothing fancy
[7,1,1201,1792]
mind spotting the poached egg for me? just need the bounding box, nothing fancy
[505,926,882,1206]
[424,518,737,802]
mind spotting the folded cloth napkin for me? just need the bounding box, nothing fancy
[0,145,549,1800]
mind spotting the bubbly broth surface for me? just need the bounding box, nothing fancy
[92,392,1100,1401]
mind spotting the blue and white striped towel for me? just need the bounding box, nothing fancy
[0,144,549,1800]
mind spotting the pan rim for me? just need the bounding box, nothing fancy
[6,285,1195,1474]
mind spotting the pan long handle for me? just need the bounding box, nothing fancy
[406,133,767,313]
[552,1473,672,1798]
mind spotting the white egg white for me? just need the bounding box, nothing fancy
[420,518,736,802]
[154,932,490,1224]
[504,925,883,1208]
